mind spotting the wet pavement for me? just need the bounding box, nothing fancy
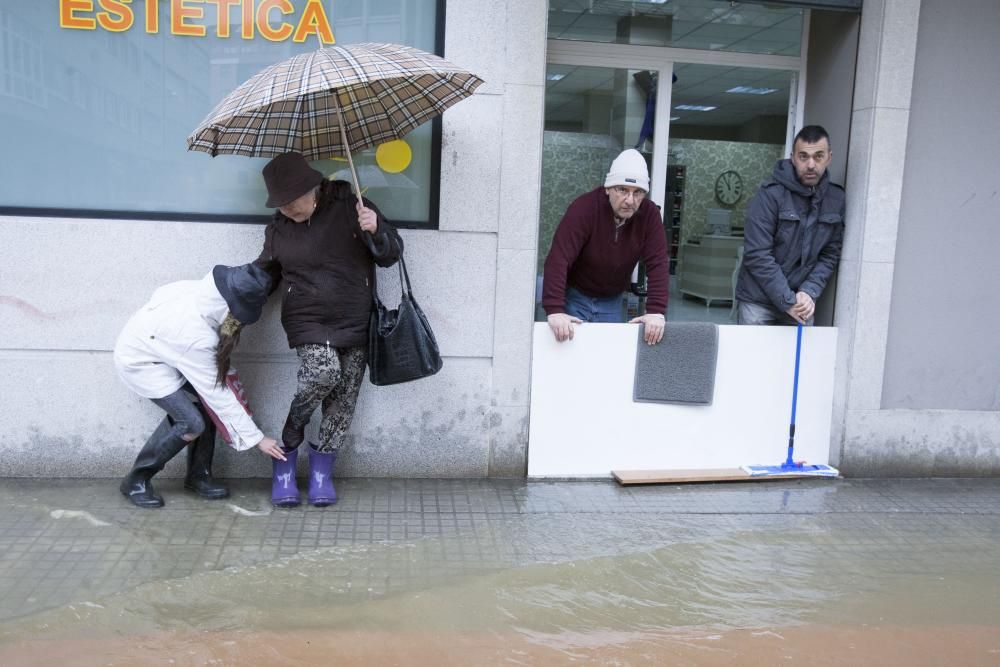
[1,477,999,665]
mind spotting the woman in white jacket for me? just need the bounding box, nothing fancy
[114,263,286,508]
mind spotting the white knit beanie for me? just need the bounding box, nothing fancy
[604,149,649,191]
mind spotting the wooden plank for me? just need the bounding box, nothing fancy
[612,468,823,485]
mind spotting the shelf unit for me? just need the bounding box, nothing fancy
[665,165,685,275]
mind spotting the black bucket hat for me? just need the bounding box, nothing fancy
[262,152,324,208]
[212,263,273,325]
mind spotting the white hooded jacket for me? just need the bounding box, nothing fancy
[113,272,264,451]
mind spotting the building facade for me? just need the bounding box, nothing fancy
[1,0,997,478]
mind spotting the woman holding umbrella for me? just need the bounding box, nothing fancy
[255,152,402,508]
[115,263,288,508]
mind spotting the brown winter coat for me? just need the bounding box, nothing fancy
[255,180,403,349]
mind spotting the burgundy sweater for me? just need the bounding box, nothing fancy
[542,187,670,316]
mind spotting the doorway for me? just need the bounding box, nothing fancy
[666,63,796,324]
[536,49,801,324]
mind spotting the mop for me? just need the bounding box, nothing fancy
[742,323,840,478]
[613,322,839,486]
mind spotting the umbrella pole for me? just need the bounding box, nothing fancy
[334,96,377,255]
[334,99,363,196]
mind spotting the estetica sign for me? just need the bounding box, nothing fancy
[59,0,336,43]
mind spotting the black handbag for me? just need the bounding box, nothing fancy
[368,253,443,386]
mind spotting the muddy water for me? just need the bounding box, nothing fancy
[1,514,998,665]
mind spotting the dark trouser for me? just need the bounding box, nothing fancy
[564,286,626,323]
[283,344,367,454]
[120,387,209,507]
[150,387,206,441]
[737,301,814,326]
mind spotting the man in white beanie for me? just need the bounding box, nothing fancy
[542,148,670,345]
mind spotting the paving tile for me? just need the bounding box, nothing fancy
[1,478,1000,622]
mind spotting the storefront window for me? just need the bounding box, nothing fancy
[538,59,795,324]
[548,0,802,56]
[0,1,441,226]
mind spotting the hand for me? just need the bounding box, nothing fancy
[356,201,378,235]
[785,291,815,324]
[629,313,665,345]
[547,313,582,342]
[257,436,286,461]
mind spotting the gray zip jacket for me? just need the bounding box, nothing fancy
[735,159,845,310]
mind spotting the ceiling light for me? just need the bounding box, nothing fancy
[670,116,680,121]
[675,104,716,112]
[546,73,566,81]
[727,86,779,95]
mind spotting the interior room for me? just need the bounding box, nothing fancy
[536,0,804,325]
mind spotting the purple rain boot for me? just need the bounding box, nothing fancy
[307,444,337,507]
[271,447,300,508]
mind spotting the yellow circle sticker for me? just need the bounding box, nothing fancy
[375,140,412,173]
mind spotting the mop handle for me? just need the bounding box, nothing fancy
[785,323,803,467]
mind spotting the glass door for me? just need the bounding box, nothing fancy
[539,1,806,323]
[535,59,797,324]
[535,63,671,322]
[666,63,797,324]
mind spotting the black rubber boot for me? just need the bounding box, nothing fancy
[119,417,190,508]
[183,417,229,499]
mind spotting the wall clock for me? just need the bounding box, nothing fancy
[714,169,743,206]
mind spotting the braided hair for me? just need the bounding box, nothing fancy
[215,313,244,386]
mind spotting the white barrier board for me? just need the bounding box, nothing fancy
[527,323,837,478]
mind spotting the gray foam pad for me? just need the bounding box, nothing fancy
[633,322,719,405]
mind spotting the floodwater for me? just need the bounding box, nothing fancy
[1,481,999,665]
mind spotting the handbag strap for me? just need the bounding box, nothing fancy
[368,236,412,305]
[397,253,413,296]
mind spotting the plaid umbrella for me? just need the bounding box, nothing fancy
[187,43,483,193]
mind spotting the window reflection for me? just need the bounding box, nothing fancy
[548,0,802,56]
[0,1,438,224]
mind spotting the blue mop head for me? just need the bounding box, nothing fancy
[741,464,840,478]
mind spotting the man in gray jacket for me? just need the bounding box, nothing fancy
[735,125,845,325]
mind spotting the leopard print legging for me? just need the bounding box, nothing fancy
[284,344,366,453]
